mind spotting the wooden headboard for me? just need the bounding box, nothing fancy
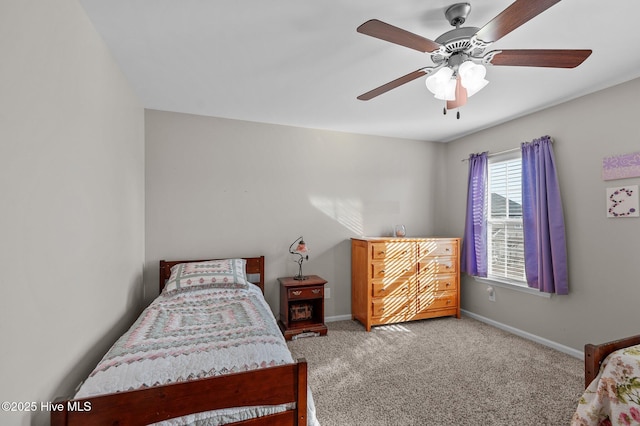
[159,256,266,294]
[584,333,640,387]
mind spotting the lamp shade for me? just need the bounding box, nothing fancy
[425,67,456,101]
[458,61,489,97]
[294,240,308,254]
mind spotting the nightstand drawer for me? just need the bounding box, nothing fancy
[288,286,323,300]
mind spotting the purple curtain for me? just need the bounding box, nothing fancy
[521,136,569,294]
[461,152,488,277]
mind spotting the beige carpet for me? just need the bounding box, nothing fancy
[287,317,584,426]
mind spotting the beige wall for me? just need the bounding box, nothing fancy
[0,1,145,425]
[145,110,445,316]
[439,77,640,351]
[146,78,640,355]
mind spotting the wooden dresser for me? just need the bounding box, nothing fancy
[351,237,460,331]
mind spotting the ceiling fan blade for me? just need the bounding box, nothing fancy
[357,69,429,101]
[474,0,561,44]
[488,49,592,68]
[357,19,441,53]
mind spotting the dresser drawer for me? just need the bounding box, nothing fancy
[417,291,457,312]
[418,240,456,258]
[417,274,457,293]
[418,257,456,275]
[371,242,415,260]
[372,279,411,298]
[371,259,415,279]
[372,297,410,318]
[288,286,323,300]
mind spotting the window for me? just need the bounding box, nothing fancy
[487,153,526,285]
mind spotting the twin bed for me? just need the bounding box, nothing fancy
[51,256,318,426]
[573,334,640,425]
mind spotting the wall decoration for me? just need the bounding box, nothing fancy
[602,151,640,180]
[606,185,639,218]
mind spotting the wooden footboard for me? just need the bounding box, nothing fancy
[51,358,307,426]
[584,334,640,387]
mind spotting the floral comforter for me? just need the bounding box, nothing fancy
[572,344,640,426]
[75,284,318,426]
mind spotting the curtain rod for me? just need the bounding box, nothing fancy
[460,138,554,162]
[460,147,519,162]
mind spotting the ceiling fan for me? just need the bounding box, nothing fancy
[356,0,592,117]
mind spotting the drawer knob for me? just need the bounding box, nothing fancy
[378,251,385,255]
[292,290,302,296]
[312,289,321,294]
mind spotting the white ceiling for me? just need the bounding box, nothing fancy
[79,0,640,142]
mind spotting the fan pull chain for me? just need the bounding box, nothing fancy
[442,106,461,119]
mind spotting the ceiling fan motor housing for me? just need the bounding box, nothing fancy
[445,3,471,27]
[432,27,481,65]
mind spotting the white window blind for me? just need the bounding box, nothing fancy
[487,156,526,283]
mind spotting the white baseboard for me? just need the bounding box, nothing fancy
[326,314,353,323]
[462,309,584,360]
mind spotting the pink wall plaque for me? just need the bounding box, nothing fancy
[602,151,640,180]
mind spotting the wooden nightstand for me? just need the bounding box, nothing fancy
[278,275,328,340]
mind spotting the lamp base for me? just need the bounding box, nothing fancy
[293,275,308,281]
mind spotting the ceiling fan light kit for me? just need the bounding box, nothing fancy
[425,60,488,100]
[356,0,592,116]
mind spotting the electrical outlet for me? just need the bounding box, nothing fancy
[487,286,496,302]
[325,288,330,299]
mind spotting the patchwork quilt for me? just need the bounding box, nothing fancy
[75,284,318,425]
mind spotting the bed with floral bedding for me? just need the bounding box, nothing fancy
[572,342,640,426]
[51,257,318,426]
